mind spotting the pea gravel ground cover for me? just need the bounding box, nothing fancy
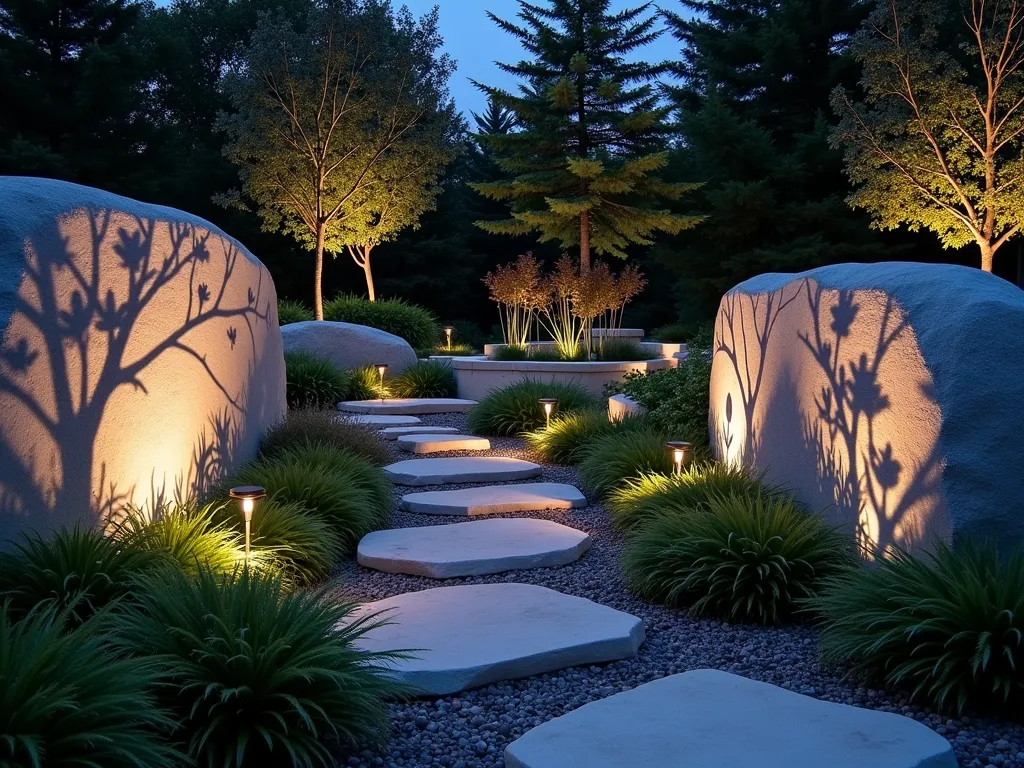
[329,413,1024,768]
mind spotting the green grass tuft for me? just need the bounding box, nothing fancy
[285,350,349,410]
[261,409,389,465]
[623,492,851,624]
[607,462,785,534]
[324,294,439,348]
[109,568,408,768]
[467,379,598,436]
[278,299,314,325]
[808,541,1024,715]
[577,424,674,497]
[525,409,647,465]
[391,360,457,398]
[1,604,180,768]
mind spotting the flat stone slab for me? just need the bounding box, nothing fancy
[345,583,644,695]
[504,669,957,768]
[357,518,592,578]
[338,398,478,415]
[397,434,491,454]
[344,414,423,427]
[383,457,542,486]
[402,483,587,516]
[379,425,461,440]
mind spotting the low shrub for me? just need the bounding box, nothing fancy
[650,321,713,344]
[0,525,160,625]
[525,409,646,465]
[623,492,851,624]
[577,425,673,497]
[110,568,407,768]
[347,363,388,401]
[1,604,179,768]
[231,442,390,552]
[285,350,348,410]
[809,542,1024,714]
[111,503,244,577]
[392,360,456,398]
[261,409,389,465]
[278,299,314,325]
[608,462,785,534]
[467,379,598,436]
[595,339,658,361]
[324,294,439,348]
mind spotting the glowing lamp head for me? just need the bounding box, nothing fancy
[376,363,389,376]
[665,441,693,474]
[229,485,266,521]
[539,397,558,416]
[444,326,454,337]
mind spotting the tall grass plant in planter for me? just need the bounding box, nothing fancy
[109,568,408,768]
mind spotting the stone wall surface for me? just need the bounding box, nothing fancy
[709,262,1024,555]
[0,177,286,547]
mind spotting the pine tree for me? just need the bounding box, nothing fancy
[472,0,699,271]
[659,0,892,319]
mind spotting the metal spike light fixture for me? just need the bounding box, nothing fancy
[665,441,693,475]
[375,363,389,404]
[229,485,266,571]
[539,398,558,430]
[444,326,454,351]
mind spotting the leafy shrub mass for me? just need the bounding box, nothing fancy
[623,492,851,624]
[261,408,389,465]
[0,526,160,624]
[810,542,1024,714]
[278,299,314,325]
[577,425,673,497]
[594,338,658,361]
[232,442,390,552]
[110,568,406,768]
[606,346,712,446]
[285,350,349,410]
[392,360,457,398]
[650,321,713,344]
[1,605,179,768]
[324,294,440,348]
[467,379,598,436]
[608,462,784,534]
[525,409,645,465]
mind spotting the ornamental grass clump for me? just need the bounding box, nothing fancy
[278,298,314,325]
[261,408,389,465]
[323,294,440,348]
[231,442,390,552]
[525,409,646,465]
[623,492,851,624]
[347,363,388,401]
[0,526,161,625]
[285,350,349,409]
[467,379,597,436]
[809,542,1024,715]
[1,604,180,768]
[109,568,408,768]
[577,424,674,497]
[608,462,785,534]
[391,360,456,398]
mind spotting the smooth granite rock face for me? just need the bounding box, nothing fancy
[346,414,423,427]
[282,320,417,374]
[339,398,478,415]
[0,177,285,547]
[383,457,543,486]
[396,434,491,454]
[380,425,460,440]
[401,483,588,516]
[710,262,1024,555]
[345,583,645,695]
[356,518,592,577]
[504,669,957,768]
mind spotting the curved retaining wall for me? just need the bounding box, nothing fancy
[452,357,673,400]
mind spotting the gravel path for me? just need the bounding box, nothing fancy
[331,413,1022,768]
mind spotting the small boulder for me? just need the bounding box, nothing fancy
[281,320,416,374]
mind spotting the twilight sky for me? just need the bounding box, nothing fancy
[394,0,683,119]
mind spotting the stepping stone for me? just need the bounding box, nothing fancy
[357,518,592,578]
[397,434,491,454]
[504,669,956,768]
[344,583,644,695]
[402,483,587,516]
[344,414,423,427]
[383,457,542,486]
[380,425,460,440]
[338,398,478,415]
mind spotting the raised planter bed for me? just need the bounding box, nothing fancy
[450,356,672,399]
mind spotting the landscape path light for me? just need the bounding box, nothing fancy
[665,441,693,475]
[444,326,454,351]
[539,398,558,430]
[375,363,389,404]
[229,485,266,571]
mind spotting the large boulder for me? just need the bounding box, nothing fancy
[0,177,285,547]
[281,320,417,374]
[709,262,1024,555]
